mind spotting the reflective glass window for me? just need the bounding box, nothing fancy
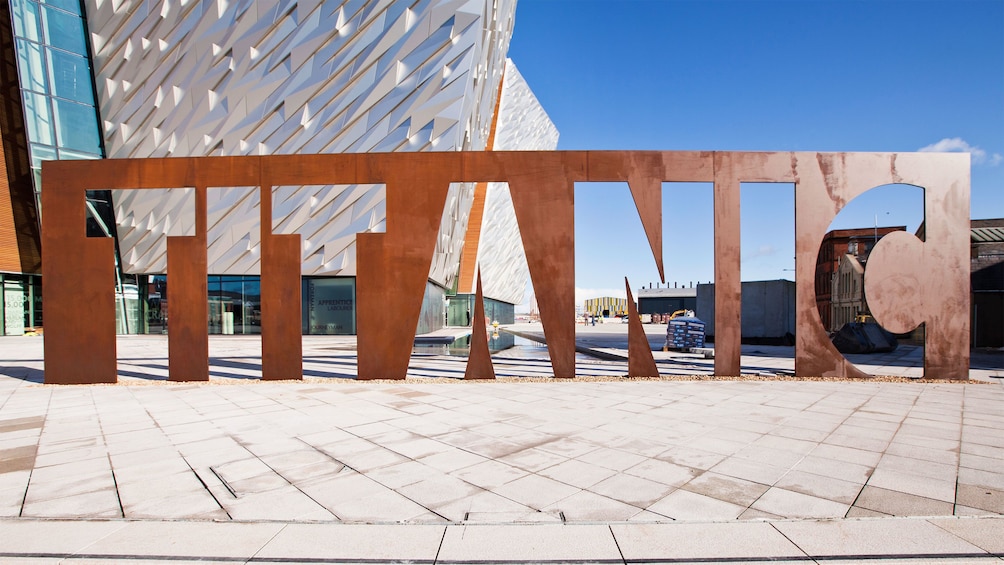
[29,143,57,169]
[208,276,222,334]
[302,277,355,335]
[242,278,261,334]
[220,276,241,334]
[40,0,81,13]
[31,276,42,328]
[4,278,26,336]
[23,92,54,145]
[40,6,86,54]
[16,39,46,93]
[11,0,41,41]
[52,98,100,153]
[57,147,99,160]
[47,48,93,104]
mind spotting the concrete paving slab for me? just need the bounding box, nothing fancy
[255,523,445,562]
[773,518,991,560]
[437,524,622,562]
[2,334,1004,562]
[490,473,581,510]
[646,488,746,520]
[611,522,807,562]
[588,473,675,508]
[868,466,959,503]
[76,520,285,560]
[0,519,128,556]
[929,516,1004,554]
[750,486,850,518]
[679,470,769,507]
[853,485,956,516]
[542,489,643,521]
[21,488,122,519]
[773,469,864,505]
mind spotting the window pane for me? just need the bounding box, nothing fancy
[29,143,57,169]
[40,0,81,14]
[52,98,100,153]
[16,39,46,93]
[242,278,261,334]
[208,276,222,334]
[220,277,241,334]
[57,147,100,160]
[4,279,26,336]
[47,48,93,104]
[23,92,54,145]
[303,278,355,335]
[11,0,42,41]
[40,6,85,54]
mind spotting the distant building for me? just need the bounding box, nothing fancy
[816,226,905,331]
[636,285,697,315]
[585,297,629,317]
[967,219,1004,347]
[831,254,866,329]
[826,219,1004,347]
[696,280,795,344]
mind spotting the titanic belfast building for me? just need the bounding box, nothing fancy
[0,0,557,336]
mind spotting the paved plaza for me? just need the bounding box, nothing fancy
[1,328,1003,562]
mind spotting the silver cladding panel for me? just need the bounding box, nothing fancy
[473,59,559,304]
[88,0,517,281]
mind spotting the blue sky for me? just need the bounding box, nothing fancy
[506,0,1004,304]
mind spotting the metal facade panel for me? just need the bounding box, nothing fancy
[87,0,517,282]
[471,60,559,304]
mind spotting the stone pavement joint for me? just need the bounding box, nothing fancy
[1,331,1003,562]
[0,516,1003,563]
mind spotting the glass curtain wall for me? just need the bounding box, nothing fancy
[209,276,261,335]
[146,275,357,335]
[8,0,129,333]
[447,294,515,327]
[8,0,104,207]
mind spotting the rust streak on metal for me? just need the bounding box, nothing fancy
[40,151,971,383]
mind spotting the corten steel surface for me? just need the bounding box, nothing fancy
[712,154,744,376]
[261,178,303,381]
[356,154,455,380]
[795,152,971,379]
[41,151,970,383]
[465,272,495,380]
[262,233,303,380]
[41,164,116,384]
[166,186,208,381]
[626,278,659,377]
[501,152,581,378]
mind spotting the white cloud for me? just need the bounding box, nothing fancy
[918,137,1001,166]
[742,244,776,262]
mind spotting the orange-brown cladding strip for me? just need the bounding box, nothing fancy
[456,71,506,294]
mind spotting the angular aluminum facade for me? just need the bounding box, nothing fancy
[471,60,558,304]
[86,0,521,285]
